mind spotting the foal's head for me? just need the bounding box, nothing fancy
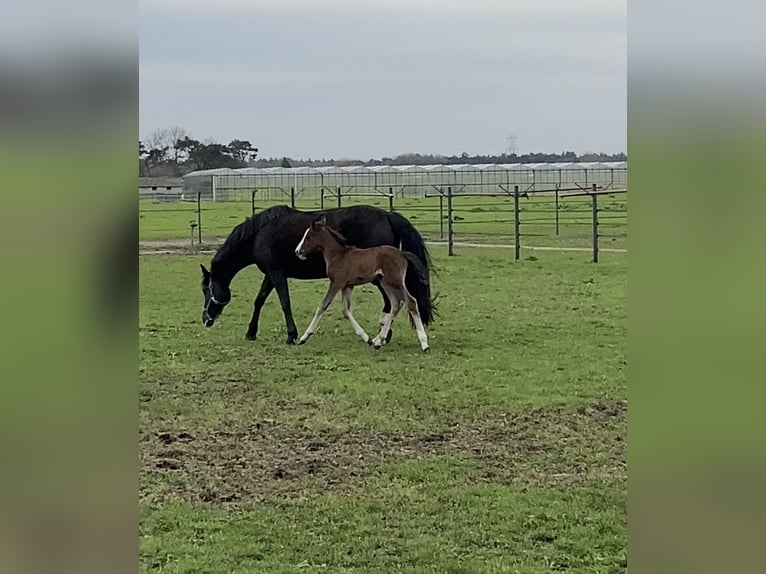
[295,216,345,260]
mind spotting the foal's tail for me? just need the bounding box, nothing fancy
[403,251,437,326]
[388,210,436,326]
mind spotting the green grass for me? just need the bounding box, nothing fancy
[140,248,626,573]
[139,194,627,250]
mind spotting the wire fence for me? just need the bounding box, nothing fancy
[139,184,627,262]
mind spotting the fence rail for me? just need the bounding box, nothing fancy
[139,183,627,262]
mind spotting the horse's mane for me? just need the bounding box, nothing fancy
[213,205,294,265]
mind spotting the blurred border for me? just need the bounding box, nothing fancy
[0,2,137,573]
[629,1,766,572]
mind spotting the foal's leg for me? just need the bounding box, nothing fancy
[341,287,371,344]
[371,284,404,348]
[402,286,430,352]
[373,279,394,343]
[298,284,339,344]
[373,299,404,348]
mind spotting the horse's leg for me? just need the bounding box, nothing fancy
[245,275,274,340]
[373,279,394,343]
[402,286,430,352]
[271,273,299,344]
[298,284,339,345]
[341,287,371,344]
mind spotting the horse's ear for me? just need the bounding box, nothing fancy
[316,216,327,227]
[200,264,210,279]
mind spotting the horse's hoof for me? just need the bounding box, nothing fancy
[373,344,381,350]
[366,338,373,346]
[385,329,393,344]
[245,332,257,341]
[287,337,297,345]
[422,346,430,353]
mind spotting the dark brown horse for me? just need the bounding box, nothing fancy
[294,217,434,351]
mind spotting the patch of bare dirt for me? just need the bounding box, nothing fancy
[140,400,626,505]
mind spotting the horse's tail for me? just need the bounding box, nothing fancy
[387,210,434,277]
[387,210,438,324]
[402,251,437,326]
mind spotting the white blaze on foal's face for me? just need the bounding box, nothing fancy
[295,227,311,259]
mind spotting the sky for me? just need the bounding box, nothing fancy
[140,0,626,160]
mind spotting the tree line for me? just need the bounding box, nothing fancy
[140,126,626,176]
[139,127,259,176]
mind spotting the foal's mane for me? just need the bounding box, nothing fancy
[322,224,349,248]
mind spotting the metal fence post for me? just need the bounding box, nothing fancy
[320,187,325,210]
[290,187,296,208]
[514,185,520,261]
[337,187,342,208]
[439,192,444,239]
[197,191,202,244]
[555,184,560,236]
[389,187,394,212]
[251,189,256,215]
[592,183,599,263]
[447,186,454,256]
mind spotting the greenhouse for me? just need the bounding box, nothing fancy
[182,162,627,202]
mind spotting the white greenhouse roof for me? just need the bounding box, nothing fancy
[184,167,236,177]
[184,162,626,179]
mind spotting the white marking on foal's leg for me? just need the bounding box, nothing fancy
[342,288,370,343]
[376,311,392,345]
[373,300,403,347]
[403,289,429,351]
[298,307,324,344]
[298,286,337,344]
[410,312,429,351]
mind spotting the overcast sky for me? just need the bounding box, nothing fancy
[140,0,625,160]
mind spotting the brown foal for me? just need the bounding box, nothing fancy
[294,217,430,351]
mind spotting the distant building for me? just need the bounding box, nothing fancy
[139,177,184,202]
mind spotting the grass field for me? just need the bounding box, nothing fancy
[139,247,627,573]
[139,194,627,251]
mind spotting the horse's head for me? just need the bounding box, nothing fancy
[294,216,328,260]
[200,264,231,327]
